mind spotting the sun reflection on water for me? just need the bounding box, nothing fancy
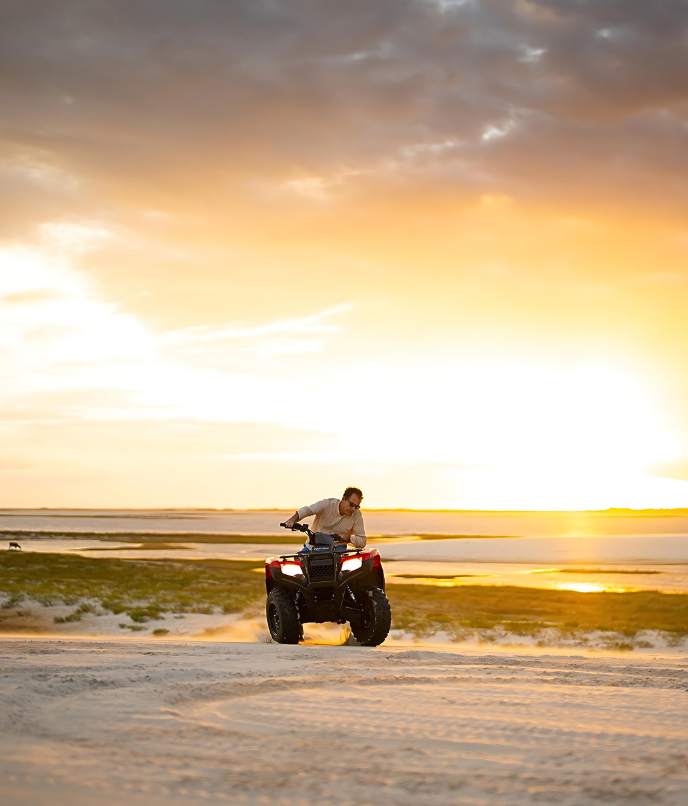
[386,570,640,593]
[555,582,629,593]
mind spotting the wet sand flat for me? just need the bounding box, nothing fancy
[0,639,686,805]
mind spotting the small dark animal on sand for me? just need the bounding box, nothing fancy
[9,542,21,551]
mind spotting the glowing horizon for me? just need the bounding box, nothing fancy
[2,2,688,510]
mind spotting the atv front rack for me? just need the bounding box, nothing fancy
[275,548,361,561]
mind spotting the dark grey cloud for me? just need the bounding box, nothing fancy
[1,0,687,239]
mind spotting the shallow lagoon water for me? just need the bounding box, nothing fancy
[10,534,688,593]
[4,508,688,593]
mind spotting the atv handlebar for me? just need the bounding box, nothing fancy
[279,522,345,548]
[280,522,311,534]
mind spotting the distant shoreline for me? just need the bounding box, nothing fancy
[2,507,688,516]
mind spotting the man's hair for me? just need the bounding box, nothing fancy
[343,486,363,501]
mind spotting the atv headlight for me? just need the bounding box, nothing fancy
[341,556,363,573]
[280,562,303,577]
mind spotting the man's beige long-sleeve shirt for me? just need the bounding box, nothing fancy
[296,498,367,549]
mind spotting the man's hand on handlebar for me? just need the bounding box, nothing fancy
[283,512,299,529]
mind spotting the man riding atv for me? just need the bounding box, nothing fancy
[266,486,391,645]
[282,487,366,550]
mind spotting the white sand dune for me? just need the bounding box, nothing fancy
[0,639,686,805]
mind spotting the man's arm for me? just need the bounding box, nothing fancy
[283,499,329,528]
[333,531,366,548]
[349,511,366,549]
[283,511,301,528]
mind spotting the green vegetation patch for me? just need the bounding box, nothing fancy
[0,552,265,627]
[387,583,688,640]
[3,553,687,646]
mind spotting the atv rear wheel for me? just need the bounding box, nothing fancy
[266,588,303,644]
[350,586,391,647]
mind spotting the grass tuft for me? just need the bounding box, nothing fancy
[54,609,83,624]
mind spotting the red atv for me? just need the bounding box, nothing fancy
[265,522,391,646]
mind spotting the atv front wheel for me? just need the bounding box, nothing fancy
[350,586,391,647]
[266,588,303,644]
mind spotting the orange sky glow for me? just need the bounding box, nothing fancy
[2,0,688,509]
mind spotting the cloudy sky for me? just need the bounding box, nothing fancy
[2,0,688,509]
